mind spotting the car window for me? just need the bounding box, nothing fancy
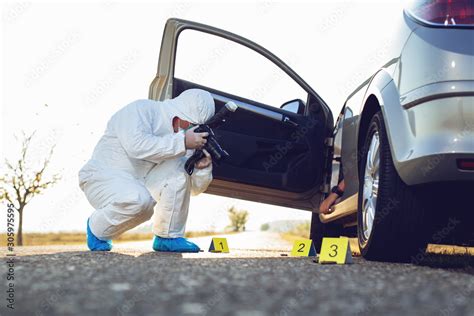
[175,30,307,109]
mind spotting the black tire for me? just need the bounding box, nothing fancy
[310,212,344,253]
[357,111,432,262]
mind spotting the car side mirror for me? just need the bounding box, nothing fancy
[280,99,305,115]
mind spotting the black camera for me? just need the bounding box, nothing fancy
[184,101,238,175]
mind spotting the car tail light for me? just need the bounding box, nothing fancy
[406,0,474,27]
[457,159,474,170]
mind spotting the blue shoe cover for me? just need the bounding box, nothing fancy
[153,236,200,253]
[87,219,112,251]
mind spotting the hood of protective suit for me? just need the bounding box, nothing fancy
[163,89,215,125]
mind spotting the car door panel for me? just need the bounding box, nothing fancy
[174,78,326,193]
[150,18,333,209]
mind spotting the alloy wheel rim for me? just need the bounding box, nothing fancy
[362,131,380,241]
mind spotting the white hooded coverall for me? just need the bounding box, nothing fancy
[78,89,215,240]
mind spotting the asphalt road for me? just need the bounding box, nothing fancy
[1,232,473,316]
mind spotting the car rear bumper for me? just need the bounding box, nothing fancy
[397,153,474,185]
[394,94,474,185]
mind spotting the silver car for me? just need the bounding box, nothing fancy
[151,0,473,262]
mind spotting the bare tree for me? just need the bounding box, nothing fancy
[0,132,60,246]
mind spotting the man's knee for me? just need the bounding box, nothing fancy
[163,172,190,195]
[145,160,190,198]
[115,188,155,219]
[136,190,155,219]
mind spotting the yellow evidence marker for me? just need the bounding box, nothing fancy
[319,237,353,264]
[208,237,229,253]
[291,239,316,257]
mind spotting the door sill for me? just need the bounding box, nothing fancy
[319,193,358,223]
[206,179,319,210]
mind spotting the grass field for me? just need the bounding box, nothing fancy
[0,231,220,247]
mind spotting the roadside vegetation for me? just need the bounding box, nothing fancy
[0,231,226,246]
[226,206,249,232]
[279,221,311,243]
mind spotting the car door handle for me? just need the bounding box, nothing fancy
[283,116,299,128]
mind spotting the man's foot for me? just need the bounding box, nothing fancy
[87,219,112,251]
[153,236,200,253]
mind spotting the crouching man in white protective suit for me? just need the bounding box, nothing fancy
[78,89,215,252]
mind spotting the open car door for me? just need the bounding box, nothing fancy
[149,19,333,210]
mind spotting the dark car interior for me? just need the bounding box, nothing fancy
[173,79,326,193]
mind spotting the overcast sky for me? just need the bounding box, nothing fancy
[1,0,405,233]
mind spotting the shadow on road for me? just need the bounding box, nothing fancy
[414,253,474,275]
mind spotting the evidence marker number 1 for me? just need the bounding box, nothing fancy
[209,237,229,253]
